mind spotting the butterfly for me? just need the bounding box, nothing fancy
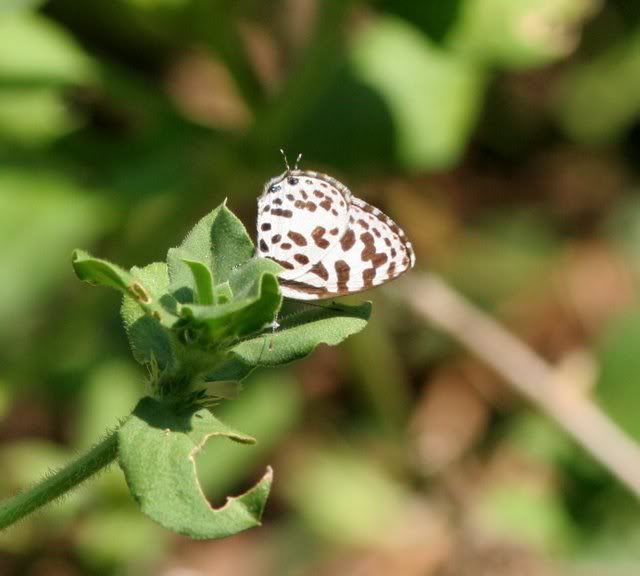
[256,155,415,300]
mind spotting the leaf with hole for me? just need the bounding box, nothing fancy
[118,397,272,539]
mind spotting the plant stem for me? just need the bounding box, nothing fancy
[0,431,119,530]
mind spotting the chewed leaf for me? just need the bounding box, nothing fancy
[118,397,272,539]
[207,301,371,380]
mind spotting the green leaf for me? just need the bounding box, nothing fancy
[0,171,109,326]
[200,203,256,282]
[0,12,96,84]
[448,0,597,69]
[352,16,486,170]
[206,358,256,384]
[0,88,78,144]
[473,483,576,552]
[228,258,283,299]
[556,30,640,145]
[212,301,372,376]
[182,258,215,305]
[73,250,176,326]
[73,249,141,293]
[180,272,281,344]
[0,0,46,12]
[118,397,272,539]
[120,263,178,370]
[596,309,640,441]
[214,281,233,304]
[168,203,255,301]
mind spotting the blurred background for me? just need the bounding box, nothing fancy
[2,0,640,574]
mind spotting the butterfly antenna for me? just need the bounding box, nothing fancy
[280,149,291,175]
[294,153,303,171]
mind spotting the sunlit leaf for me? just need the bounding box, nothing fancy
[352,16,486,170]
[449,0,597,69]
[473,482,577,552]
[208,301,371,382]
[180,272,281,344]
[556,30,640,144]
[167,202,255,302]
[0,12,95,84]
[283,447,405,545]
[118,397,272,539]
[73,250,176,326]
[596,309,640,441]
[0,88,79,144]
[75,509,166,568]
[0,172,109,327]
[181,258,215,305]
[121,262,178,370]
[228,258,282,299]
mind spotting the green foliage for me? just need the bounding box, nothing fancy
[197,370,302,498]
[0,172,110,327]
[5,0,640,571]
[0,10,96,144]
[557,29,640,144]
[66,201,371,539]
[449,0,597,68]
[0,11,95,83]
[474,482,577,552]
[596,309,640,441]
[283,447,405,545]
[352,16,486,170]
[118,397,271,538]
[208,300,372,382]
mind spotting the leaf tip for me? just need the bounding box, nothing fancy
[71,248,89,265]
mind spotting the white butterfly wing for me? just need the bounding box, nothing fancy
[278,195,415,300]
[256,170,352,280]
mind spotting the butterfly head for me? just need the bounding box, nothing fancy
[262,169,307,198]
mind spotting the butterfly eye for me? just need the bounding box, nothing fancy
[287,177,299,186]
[269,184,281,193]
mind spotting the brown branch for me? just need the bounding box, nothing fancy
[401,272,640,498]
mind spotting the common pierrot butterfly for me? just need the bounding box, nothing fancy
[257,154,415,300]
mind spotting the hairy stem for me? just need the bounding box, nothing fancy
[0,431,119,530]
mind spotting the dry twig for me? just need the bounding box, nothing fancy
[401,273,640,499]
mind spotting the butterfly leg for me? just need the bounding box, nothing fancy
[268,313,280,352]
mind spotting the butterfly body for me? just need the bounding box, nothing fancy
[257,169,415,300]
